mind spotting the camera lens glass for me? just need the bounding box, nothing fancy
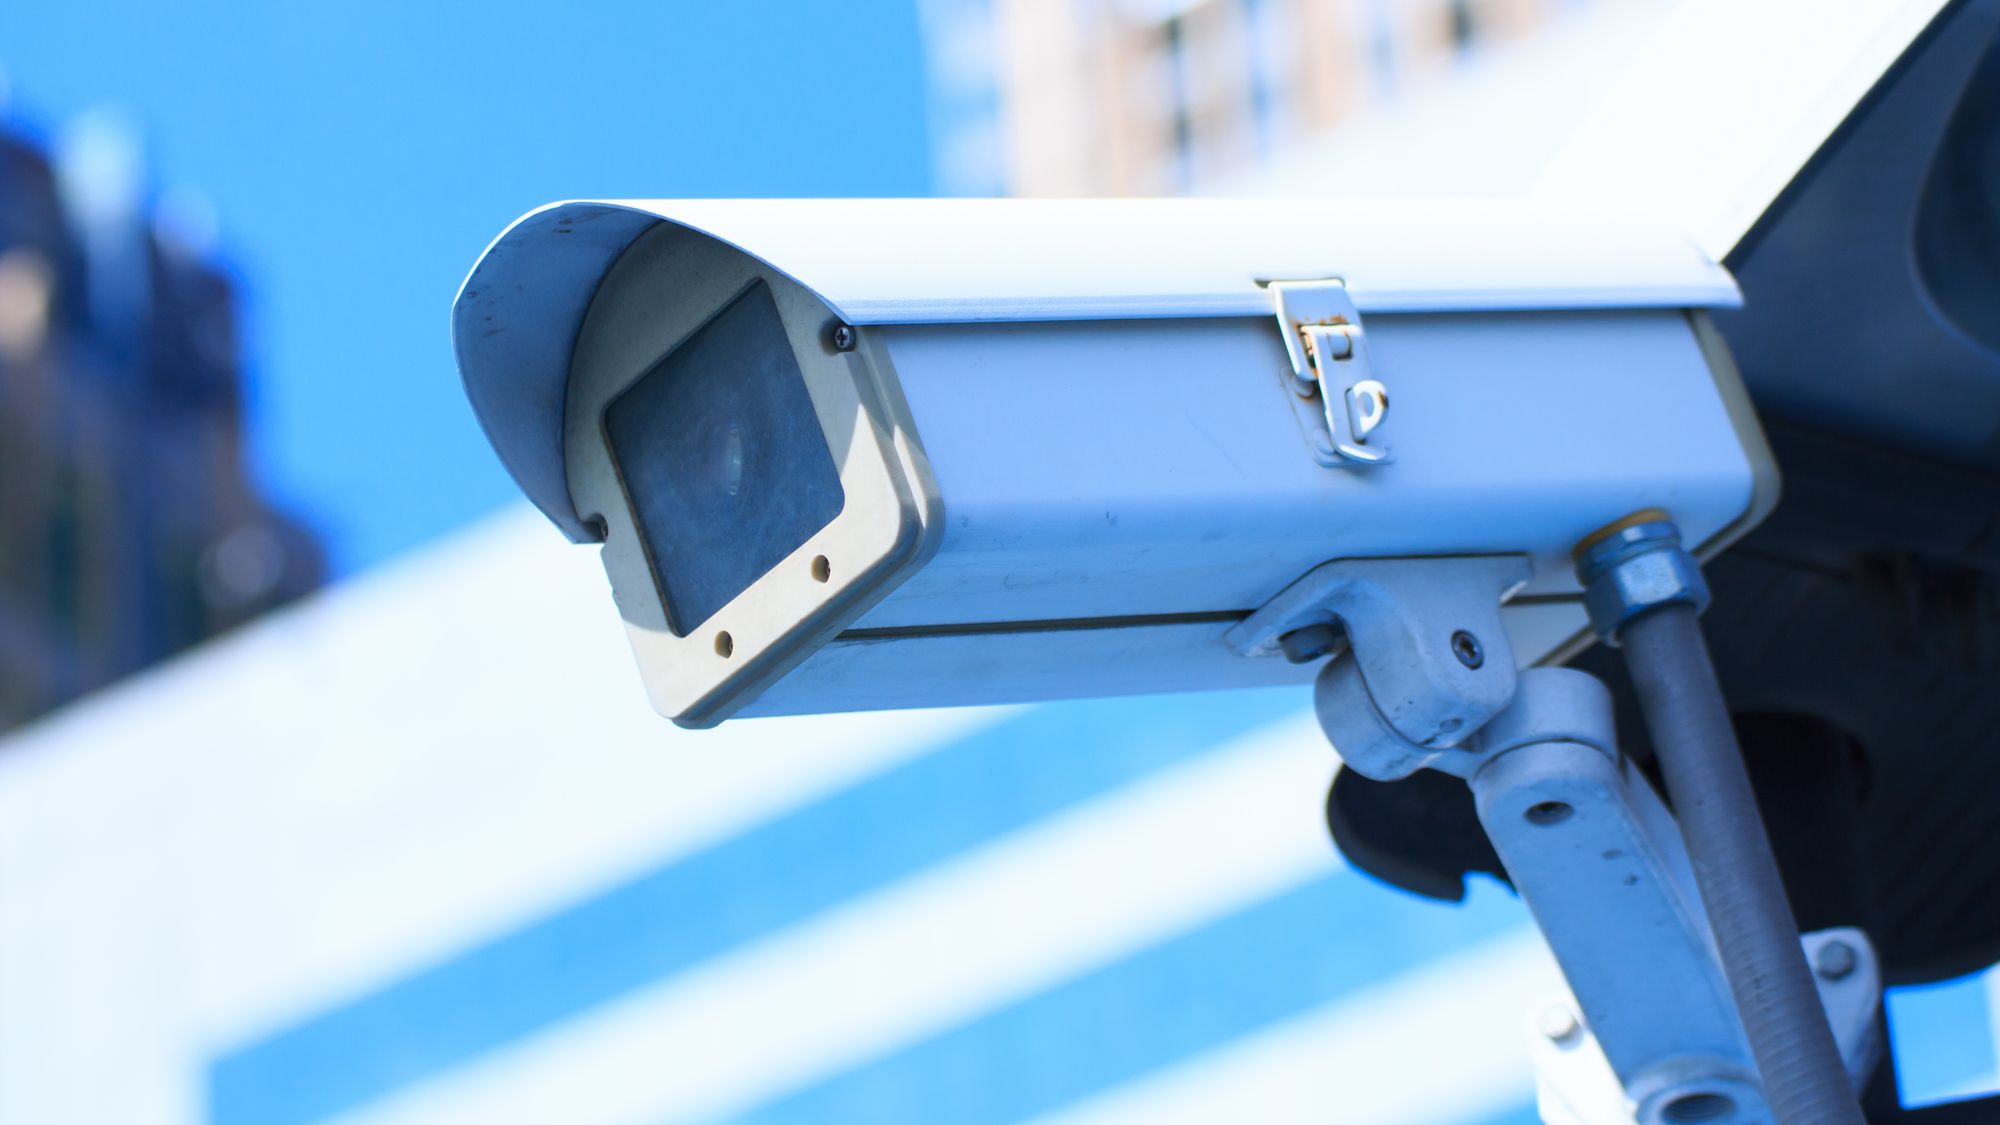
[605,280,845,636]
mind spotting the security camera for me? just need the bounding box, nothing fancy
[453,198,1775,727]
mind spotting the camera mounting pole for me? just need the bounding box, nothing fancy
[1228,542,1879,1124]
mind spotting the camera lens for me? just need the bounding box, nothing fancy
[605,280,845,635]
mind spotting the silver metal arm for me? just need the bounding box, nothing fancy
[1471,669,1765,1122]
[1234,543,1881,1125]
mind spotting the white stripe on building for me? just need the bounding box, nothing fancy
[0,508,1006,1125]
[335,713,1340,1125]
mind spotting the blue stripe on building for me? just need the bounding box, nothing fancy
[208,688,1310,1125]
[1472,1105,1545,1125]
[730,874,1532,1125]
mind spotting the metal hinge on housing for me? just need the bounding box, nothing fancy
[1270,279,1391,467]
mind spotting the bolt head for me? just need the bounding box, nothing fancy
[1815,939,1859,981]
[1450,630,1484,669]
[1573,519,1711,642]
[831,324,858,351]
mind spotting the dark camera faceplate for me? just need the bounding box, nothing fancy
[604,280,845,636]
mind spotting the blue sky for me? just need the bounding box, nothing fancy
[1,1,937,573]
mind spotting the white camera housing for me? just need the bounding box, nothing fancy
[453,199,1774,727]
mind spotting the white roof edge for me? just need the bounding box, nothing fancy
[1535,0,1953,260]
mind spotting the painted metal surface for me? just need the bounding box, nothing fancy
[1241,556,1531,782]
[730,307,1765,718]
[452,198,1739,544]
[1472,672,1763,1123]
[860,309,1761,623]
[742,594,1593,718]
[453,196,1770,722]
[464,197,1739,328]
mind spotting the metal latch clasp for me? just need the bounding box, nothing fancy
[1270,279,1391,467]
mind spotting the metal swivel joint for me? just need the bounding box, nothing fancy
[1229,516,1877,1125]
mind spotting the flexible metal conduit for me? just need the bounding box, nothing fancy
[1618,603,1864,1125]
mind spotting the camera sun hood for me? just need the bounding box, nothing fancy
[453,198,1739,546]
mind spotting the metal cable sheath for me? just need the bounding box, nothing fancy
[1618,604,1863,1125]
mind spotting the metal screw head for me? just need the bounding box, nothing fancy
[1815,939,1858,981]
[1450,630,1484,669]
[831,323,858,351]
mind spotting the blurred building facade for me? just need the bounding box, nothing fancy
[2,8,1998,1124]
[0,111,322,733]
[920,0,1579,195]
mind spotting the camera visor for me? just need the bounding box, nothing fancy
[605,280,845,636]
